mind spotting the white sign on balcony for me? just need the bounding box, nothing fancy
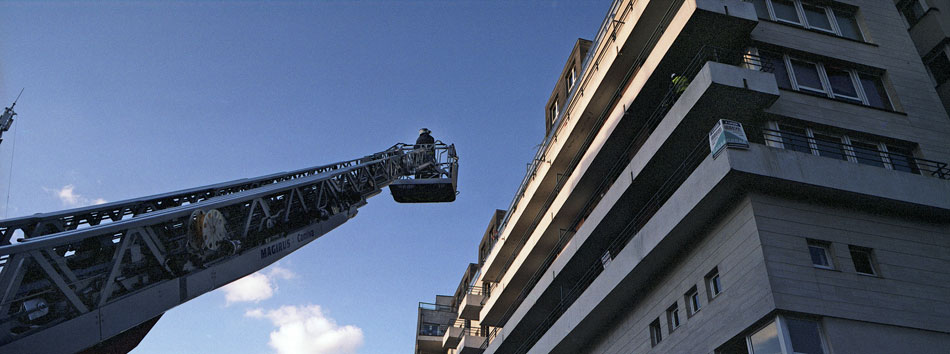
[709,119,749,158]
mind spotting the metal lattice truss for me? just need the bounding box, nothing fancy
[0,142,457,352]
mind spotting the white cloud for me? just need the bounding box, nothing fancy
[43,185,107,207]
[246,305,364,354]
[221,265,295,305]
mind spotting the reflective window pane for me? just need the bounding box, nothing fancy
[809,245,831,267]
[786,318,826,354]
[791,60,824,93]
[852,141,885,167]
[860,74,892,109]
[772,0,801,24]
[749,320,782,354]
[834,10,863,40]
[803,5,833,31]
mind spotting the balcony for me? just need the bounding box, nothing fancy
[482,47,781,352]
[458,285,487,320]
[500,135,950,353]
[441,320,464,350]
[479,0,759,283]
[479,0,763,328]
[761,128,949,180]
[457,327,487,354]
[415,301,455,354]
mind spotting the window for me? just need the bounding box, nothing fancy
[772,0,801,24]
[824,65,861,103]
[549,99,559,125]
[751,0,770,19]
[768,122,921,176]
[790,59,825,94]
[566,66,577,91]
[885,144,919,173]
[749,320,782,354]
[858,73,892,109]
[899,0,928,28]
[926,50,950,86]
[833,10,863,41]
[850,140,885,168]
[849,245,877,275]
[685,287,702,316]
[811,132,846,160]
[778,124,811,154]
[747,316,828,354]
[753,0,865,41]
[761,49,893,109]
[802,4,832,32]
[807,239,834,269]
[706,267,723,299]
[650,318,663,346]
[667,303,681,332]
[761,51,792,89]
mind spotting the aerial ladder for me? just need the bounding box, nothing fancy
[0,141,458,353]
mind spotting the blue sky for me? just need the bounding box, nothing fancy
[0,1,607,353]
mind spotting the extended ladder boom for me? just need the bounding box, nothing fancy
[0,142,458,354]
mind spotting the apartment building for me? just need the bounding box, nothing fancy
[415,1,950,353]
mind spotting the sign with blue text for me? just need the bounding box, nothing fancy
[709,119,749,158]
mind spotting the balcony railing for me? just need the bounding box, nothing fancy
[483,0,629,271]
[763,129,950,179]
[484,45,774,341]
[418,302,455,312]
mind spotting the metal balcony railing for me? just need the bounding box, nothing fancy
[466,285,487,296]
[484,45,775,346]
[418,302,455,312]
[762,129,950,179]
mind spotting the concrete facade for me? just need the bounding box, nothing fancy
[415,0,950,353]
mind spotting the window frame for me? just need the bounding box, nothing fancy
[807,239,835,270]
[650,317,663,346]
[763,51,894,110]
[666,302,681,333]
[756,0,865,41]
[767,121,921,174]
[549,99,559,126]
[705,267,723,300]
[685,286,702,316]
[566,66,577,91]
[848,245,879,276]
[746,315,831,354]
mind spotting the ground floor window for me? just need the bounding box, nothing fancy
[748,316,828,354]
